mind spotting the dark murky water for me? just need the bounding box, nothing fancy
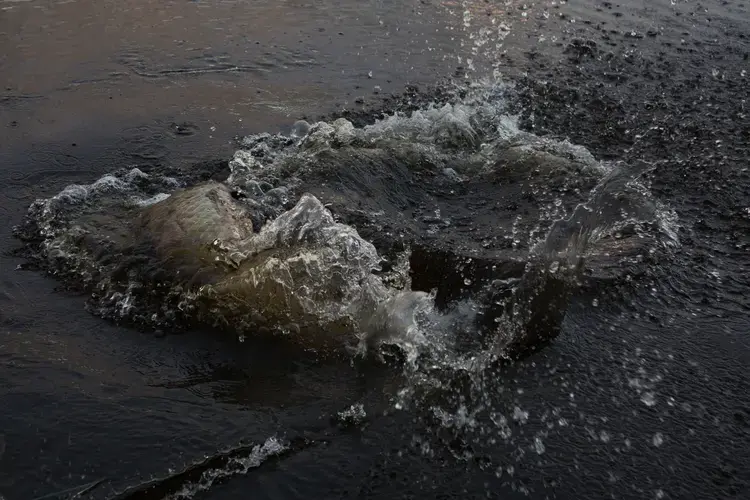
[2,1,750,499]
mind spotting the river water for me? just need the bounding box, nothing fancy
[1,1,749,499]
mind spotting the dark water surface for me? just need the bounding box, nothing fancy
[2,1,750,499]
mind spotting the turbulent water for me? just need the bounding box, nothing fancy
[3,1,750,499]
[14,83,677,366]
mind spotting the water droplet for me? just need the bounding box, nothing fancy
[238,335,245,343]
[534,437,545,454]
[464,278,473,286]
[592,298,599,307]
[652,432,664,447]
[600,430,611,443]
[641,392,656,407]
[512,406,529,424]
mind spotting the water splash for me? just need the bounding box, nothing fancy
[14,82,677,363]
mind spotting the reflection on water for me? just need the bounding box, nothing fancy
[0,0,461,141]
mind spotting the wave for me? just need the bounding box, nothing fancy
[111,436,290,500]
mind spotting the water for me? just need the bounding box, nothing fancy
[2,1,750,499]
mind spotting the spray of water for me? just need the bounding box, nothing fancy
[14,83,677,363]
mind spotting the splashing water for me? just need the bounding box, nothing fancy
[14,83,677,364]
